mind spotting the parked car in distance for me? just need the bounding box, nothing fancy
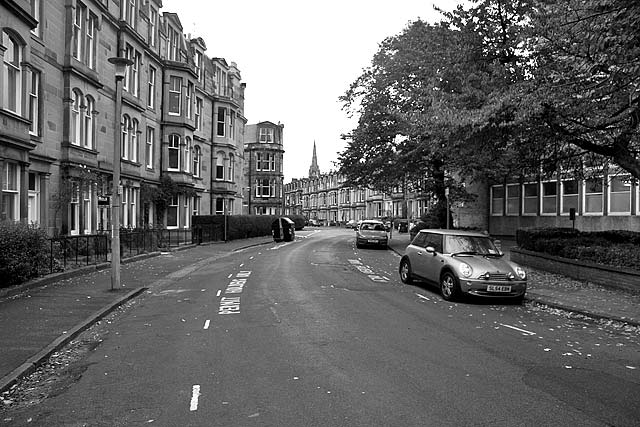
[345,219,358,229]
[399,229,526,302]
[355,220,388,249]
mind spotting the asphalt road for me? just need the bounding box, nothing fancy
[2,228,639,426]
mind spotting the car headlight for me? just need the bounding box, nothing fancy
[515,266,526,279]
[459,263,472,278]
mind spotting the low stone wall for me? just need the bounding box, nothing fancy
[510,248,640,293]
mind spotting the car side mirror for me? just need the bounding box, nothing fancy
[425,246,436,254]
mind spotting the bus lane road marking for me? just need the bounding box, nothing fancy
[217,270,252,315]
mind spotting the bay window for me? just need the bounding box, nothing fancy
[168,134,180,170]
[217,107,226,136]
[215,153,225,180]
[168,76,181,115]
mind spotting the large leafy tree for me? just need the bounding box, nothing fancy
[525,0,640,179]
[339,0,640,224]
[339,0,536,220]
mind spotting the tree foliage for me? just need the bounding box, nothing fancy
[338,0,640,211]
[526,0,640,178]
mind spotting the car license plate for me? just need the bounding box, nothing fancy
[368,239,378,243]
[487,285,511,292]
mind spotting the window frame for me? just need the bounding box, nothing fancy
[27,172,40,225]
[607,175,632,215]
[3,32,23,114]
[83,96,95,149]
[192,145,201,178]
[2,163,20,222]
[31,0,42,37]
[29,70,41,136]
[522,182,538,216]
[147,65,156,109]
[168,134,180,171]
[70,89,82,146]
[215,152,225,180]
[541,180,558,215]
[168,76,182,115]
[216,107,226,136]
[583,177,604,216]
[560,179,579,215]
[145,126,154,169]
[195,97,202,130]
[259,127,274,143]
[490,185,504,216]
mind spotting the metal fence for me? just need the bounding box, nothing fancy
[45,228,198,274]
[47,234,109,274]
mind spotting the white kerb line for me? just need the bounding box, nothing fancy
[499,323,536,335]
[216,289,222,297]
[190,385,201,411]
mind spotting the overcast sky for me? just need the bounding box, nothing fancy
[160,0,461,182]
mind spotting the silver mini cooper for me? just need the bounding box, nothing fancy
[399,229,527,302]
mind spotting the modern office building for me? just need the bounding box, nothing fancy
[0,0,246,235]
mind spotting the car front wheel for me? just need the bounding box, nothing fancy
[399,258,413,284]
[440,271,461,301]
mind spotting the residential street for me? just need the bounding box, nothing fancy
[1,228,639,426]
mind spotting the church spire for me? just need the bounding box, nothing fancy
[308,140,320,178]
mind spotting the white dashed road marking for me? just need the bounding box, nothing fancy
[190,385,200,411]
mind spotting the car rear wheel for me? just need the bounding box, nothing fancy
[440,271,460,301]
[399,259,413,284]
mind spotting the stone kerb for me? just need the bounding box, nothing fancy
[510,248,640,293]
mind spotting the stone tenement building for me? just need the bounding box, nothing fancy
[284,145,640,236]
[283,145,488,229]
[1,0,247,235]
[243,121,285,215]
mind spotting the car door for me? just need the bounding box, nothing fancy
[420,233,444,284]
[408,233,428,278]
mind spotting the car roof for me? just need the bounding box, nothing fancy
[361,220,384,224]
[417,229,490,237]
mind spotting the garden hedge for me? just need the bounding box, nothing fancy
[0,222,50,288]
[516,227,640,270]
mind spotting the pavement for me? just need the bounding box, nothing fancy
[1,229,639,394]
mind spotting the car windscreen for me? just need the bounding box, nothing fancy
[444,235,500,255]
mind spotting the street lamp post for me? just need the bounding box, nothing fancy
[108,56,132,290]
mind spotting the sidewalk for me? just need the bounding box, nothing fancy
[387,231,640,326]
[2,232,639,394]
[0,236,274,393]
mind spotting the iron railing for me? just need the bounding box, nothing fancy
[45,228,199,274]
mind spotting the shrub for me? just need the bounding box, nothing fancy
[0,222,50,288]
[285,214,307,230]
[516,227,640,270]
